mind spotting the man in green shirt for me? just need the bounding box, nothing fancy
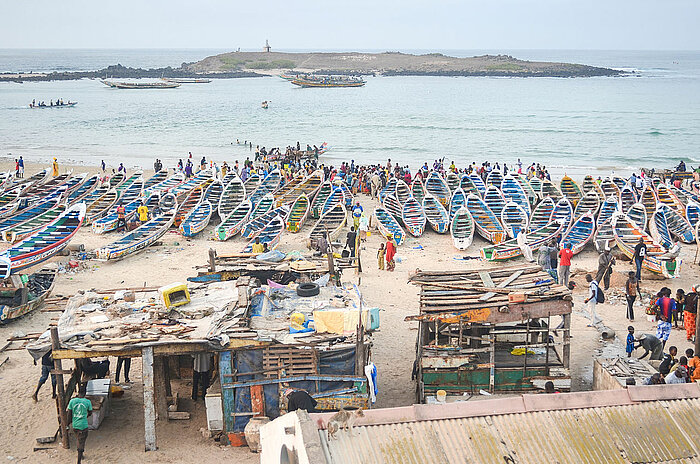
[67,384,92,464]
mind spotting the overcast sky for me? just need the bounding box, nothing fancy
[1,0,698,50]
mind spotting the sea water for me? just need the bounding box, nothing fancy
[1,49,699,179]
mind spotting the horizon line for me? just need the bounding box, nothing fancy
[2,47,700,53]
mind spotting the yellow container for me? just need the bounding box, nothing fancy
[158,282,191,308]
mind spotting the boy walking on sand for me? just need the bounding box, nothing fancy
[377,243,385,270]
[626,326,635,358]
[67,384,92,464]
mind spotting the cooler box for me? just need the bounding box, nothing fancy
[85,379,111,430]
[158,282,191,308]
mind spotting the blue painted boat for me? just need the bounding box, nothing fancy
[242,205,290,239]
[242,215,284,253]
[597,196,619,230]
[486,170,503,189]
[180,201,213,237]
[66,174,99,205]
[649,204,694,248]
[218,173,246,218]
[459,174,481,198]
[466,193,505,243]
[449,187,467,222]
[549,198,574,232]
[627,202,648,231]
[425,172,450,208]
[560,212,595,254]
[375,207,405,244]
[378,178,397,204]
[214,199,253,241]
[401,197,426,237]
[382,193,403,223]
[528,196,555,233]
[450,206,474,250]
[423,194,449,234]
[0,191,62,234]
[468,173,487,197]
[483,185,506,220]
[322,187,346,217]
[501,201,529,239]
[249,169,282,207]
[500,174,530,217]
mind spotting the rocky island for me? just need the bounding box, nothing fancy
[0,51,623,82]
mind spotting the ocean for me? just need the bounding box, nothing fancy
[1,49,699,179]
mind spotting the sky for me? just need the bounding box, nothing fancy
[1,0,698,50]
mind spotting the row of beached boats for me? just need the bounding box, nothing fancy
[375,170,691,278]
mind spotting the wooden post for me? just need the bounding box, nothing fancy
[489,330,495,393]
[142,347,157,451]
[208,248,217,273]
[50,327,70,450]
[154,356,168,421]
[163,356,172,398]
[562,313,571,368]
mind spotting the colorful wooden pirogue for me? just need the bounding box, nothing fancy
[655,183,685,216]
[612,212,680,278]
[411,179,426,202]
[0,203,85,278]
[483,185,506,219]
[382,194,403,223]
[242,215,285,253]
[218,173,246,218]
[528,197,555,233]
[395,180,411,205]
[425,172,450,207]
[308,203,347,243]
[448,187,467,222]
[96,194,178,261]
[214,199,253,241]
[310,181,333,219]
[401,197,426,237]
[242,205,290,239]
[84,188,119,225]
[501,174,530,216]
[573,190,601,219]
[480,220,565,261]
[378,178,397,204]
[422,195,449,234]
[649,204,694,249]
[559,175,582,206]
[486,170,503,189]
[445,172,461,195]
[465,193,505,243]
[501,201,529,239]
[450,206,474,250]
[374,207,405,245]
[286,194,310,232]
[459,174,481,198]
[626,203,648,231]
[0,267,57,324]
[468,173,487,197]
[560,212,596,254]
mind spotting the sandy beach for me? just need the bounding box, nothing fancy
[1,160,698,463]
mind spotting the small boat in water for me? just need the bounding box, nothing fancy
[29,101,77,108]
[101,79,181,89]
[422,195,449,234]
[163,78,211,84]
[450,206,474,250]
[401,197,426,237]
[374,207,405,245]
[560,212,595,255]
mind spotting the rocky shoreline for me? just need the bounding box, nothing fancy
[0,51,625,83]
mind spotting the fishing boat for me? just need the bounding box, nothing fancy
[241,205,290,239]
[29,101,77,109]
[249,169,282,207]
[540,179,563,202]
[411,178,426,203]
[550,198,574,232]
[573,190,601,219]
[480,220,564,262]
[310,181,333,219]
[0,203,85,278]
[612,212,680,278]
[448,188,467,222]
[445,172,461,194]
[395,180,411,205]
[425,172,450,207]
[649,204,694,248]
[486,170,503,189]
[500,174,530,217]
[21,172,72,200]
[0,192,62,234]
[656,183,685,215]
[528,177,543,199]
[143,170,169,189]
[218,174,246,218]
[286,194,310,232]
[422,195,449,234]
[515,174,538,207]
[275,171,323,207]
[169,170,213,199]
[382,193,403,223]
[322,187,347,217]
[483,185,506,219]
[109,172,126,189]
[597,196,619,230]
[401,197,426,237]
[600,178,620,201]
[12,168,49,189]
[175,184,206,224]
[378,178,398,204]
[242,216,285,252]
[581,175,604,200]
[308,203,347,243]
[374,207,405,245]
[247,193,275,225]
[559,176,582,206]
[611,176,628,190]
[102,79,181,89]
[114,172,143,198]
[650,177,663,190]
[92,193,151,235]
[595,219,615,252]
[163,77,211,84]
[528,197,555,233]
[202,180,224,211]
[272,174,305,203]
[0,187,26,212]
[243,172,261,195]
[0,267,57,324]
[96,195,177,261]
[337,182,353,208]
[668,185,690,207]
[450,206,475,250]
[179,201,212,237]
[501,201,529,239]
[465,193,505,243]
[627,203,649,231]
[65,174,99,205]
[214,200,253,241]
[0,200,21,220]
[459,174,481,198]
[3,203,67,243]
[619,185,637,214]
[686,200,700,230]
[147,172,185,194]
[560,212,595,255]
[84,188,119,225]
[468,173,487,197]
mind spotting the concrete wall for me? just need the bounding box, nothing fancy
[260,411,326,464]
[593,358,625,391]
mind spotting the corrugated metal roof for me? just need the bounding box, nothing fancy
[321,399,700,464]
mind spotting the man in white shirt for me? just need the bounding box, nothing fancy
[584,274,601,326]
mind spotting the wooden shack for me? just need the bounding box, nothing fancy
[407,264,572,402]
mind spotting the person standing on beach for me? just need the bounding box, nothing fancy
[654,288,675,348]
[67,384,92,464]
[596,249,615,290]
[385,235,396,271]
[624,271,639,321]
[377,243,385,270]
[192,352,212,400]
[558,243,572,287]
[584,274,601,325]
[116,203,126,232]
[101,160,106,172]
[52,157,59,177]
[684,286,697,342]
[346,227,357,258]
[32,350,56,401]
[633,237,647,281]
[18,156,24,178]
